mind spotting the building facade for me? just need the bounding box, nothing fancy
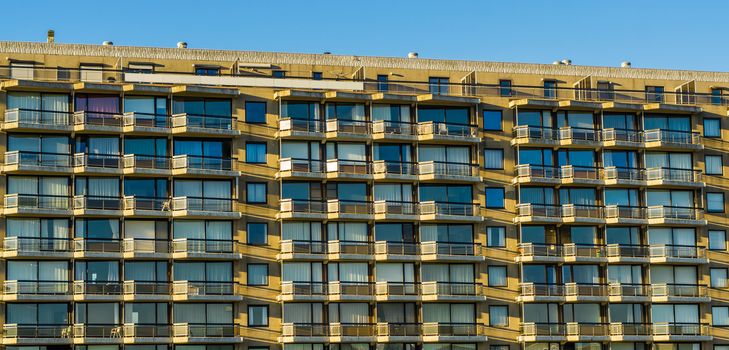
[0,40,727,350]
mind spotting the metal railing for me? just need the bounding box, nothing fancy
[123,154,171,170]
[325,119,371,134]
[604,205,646,220]
[326,159,372,175]
[375,323,421,337]
[564,283,607,297]
[563,243,605,258]
[559,126,600,143]
[3,280,70,295]
[561,204,605,219]
[646,206,704,221]
[609,323,651,336]
[372,120,416,136]
[560,165,600,181]
[329,323,375,337]
[172,323,238,337]
[645,167,702,182]
[122,112,170,129]
[374,282,419,296]
[279,158,325,173]
[123,196,172,212]
[172,155,233,171]
[73,281,123,295]
[74,110,123,127]
[4,108,72,127]
[418,161,479,177]
[327,199,373,215]
[374,200,419,216]
[122,238,170,254]
[280,281,326,296]
[2,237,71,253]
[518,243,562,258]
[566,323,608,337]
[649,244,706,259]
[602,166,645,182]
[421,281,482,297]
[422,323,484,337]
[420,241,481,256]
[651,283,707,298]
[516,203,562,218]
[279,118,323,133]
[602,128,643,143]
[2,324,72,338]
[4,193,71,210]
[652,323,709,336]
[608,283,650,297]
[4,150,71,167]
[74,238,122,253]
[171,238,236,254]
[73,324,123,338]
[520,283,564,297]
[520,322,565,337]
[172,281,236,296]
[644,129,702,145]
[73,195,122,211]
[515,164,560,180]
[328,281,374,296]
[281,323,329,337]
[172,196,235,212]
[372,160,417,176]
[280,240,327,255]
[73,153,121,169]
[122,324,170,338]
[171,113,234,130]
[513,125,560,141]
[420,201,479,217]
[327,240,373,255]
[122,281,171,295]
[606,244,649,258]
[280,199,327,214]
[373,241,419,255]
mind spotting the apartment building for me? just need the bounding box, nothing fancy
[0,38,727,350]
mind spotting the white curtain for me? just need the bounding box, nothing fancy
[652,305,674,323]
[328,222,367,241]
[88,178,119,197]
[335,263,368,282]
[8,176,38,194]
[451,264,474,283]
[422,264,449,282]
[284,303,323,323]
[572,304,600,323]
[7,218,40,237]
[376,263,407,282]
[173,221,205,239]
[174,304,205,323]
[206,262,232,282]
[674,228,696,246]
[676,304,699,323]
[174,262,205,281]
[88,137,120,155]
[337,144,366,161]
[8,261,38,280]
[484,149,503,169]
[41,177,68,196]
[207,221,232,240]
[675,266,697,285]
[651,266,674,284]
[174,180,203,197]
[419,146,446,163]
[282,222,321,241]
[283,262,322,283]
[281,142,310,159]
[374,184,412,202]
[125,221,156,239]
[7,92,41,110]
[670,153,692,169]
[447,147,470,164]
[712,269,728,288]
[40,261,68,281]
[337,303,369,323]
[204,181,232,199]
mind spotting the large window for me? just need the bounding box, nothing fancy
[483,110,503,131]
[487,227,506,247]
[485,188,505,208]
[247,223,268,245]
[706,155,723,175]
[247,264,269,286]
[489,305,509,326]
[245,143,267,164]
[710,230,727,251]
[173,303,233,325]
[429,77,449,95]
[704,118,721,137]
[488,266,507,286]
[714,307,729,326]
[6,303,69,325]
[124,96,168,127]
[248,305,269,327]
[484,149,504,169]
[247,183,267,203]
[422,303,475,324]
[6,92,70,124]
[245,101,267,123]
[711,268,728,288]
[708,193,725,213]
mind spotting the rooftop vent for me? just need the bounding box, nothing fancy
[177,41,188,49]
[323,51,332,55]
[102,41,113,46]
[408,52,418,59]
[47,30,55,44]
[561,59,572,65]
[621,61,632,68]
[552,61,561,65]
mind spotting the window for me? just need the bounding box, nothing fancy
[711,268,728,288]
[491,346,509,350]
[80,64,104,82]
[707,155,723,175]
[247,264,269,286]
[714,306,729,326]
[245,101,267,123]
[487,227,506,247]
[10,61,34,80]
[704,118,721,138]
[247,223,268,245]
[248,305,269,327]
[488,265,507,286]
[377,75,389,92]
[597,81,615,100]
[710,230,727,251]
[246,143,267,163]
[543,80,557,99]
[429,77,449,95]
[485,188,505,209]
[247,183,267,203]
[312,72,322,80]
[128,63,154,74]
[484,149,504,169]
[273,70,285,78]
[483,110,503,131]
[195,66,220,76]
[708,193,725,213]
[712,88,724,105]
[499,80,512,97]
[645,86,664,103]
[489,305,509,327]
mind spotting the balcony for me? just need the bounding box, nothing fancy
[420,281,485,301]
[651,323,711,341]
[2,324,73,344]
[607,283,651,303]
[604,205,648,225]
[2,237,72,258]
[278,239,326,260]
[279,323,329,343]
[327,199,374,220]
[374,200,419,220]
[417,161,481,183]
[326,159,373,180]
[513,165,560,185]
[558,127,601,147]
[646,206,706,226]
[562,243,607,263]
[514,204,562,224]
[644,129,702,150]
[4,194,71,216]
[279,281,326,301]
[73,238,122,259]
[171,197,240,219]
[375,323,422,342]
[561,204,606,224]
[2,108,73,132]
[374,282,419,301]
[278,199,328,220]
[602,128,643,148]
[519,323,565,342]
[73,195,123,216]
[327,281,375,301]
[73,324,124,343]
[565,323,609,341]
[172,155,238,177]
[372,161,418,182]
[420,242,483,262]
[650,283,709,302]
[277,158,325,180]
[2,280,71,301]
[325,119,371,140]
[329,323,376,342]
[327,240,373,260]
[171,113,238,136]
[278,118,324,139]
[122,281,172,301]
[121,324,171,341]
[602,166,646,186]
[171,238,240,260]
[172,281,241,301]
[511,126,560,147]
[122,112,171,134]
[122,196,172,217]
[645,167,703,187]
[73,153,122,175]
[171,323,241,342]
[516,243,562,263]
[417,122,480,143]
[518,283,564,302]
[649,244,708,264]
[564,283,608,302]
[559,165,603,185]
[421,323,486,342]
[419,201,483,222]
[609,323,652,341]
[123,154,171,175]
[3,151,72,174]
[72,281,123,301]
[373,241,419,261]
[122,238,170,259]
[73,110,124,133]
[606,244,649,263]
[371,120,417,141]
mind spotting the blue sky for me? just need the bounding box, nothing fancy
[3,0,728,71]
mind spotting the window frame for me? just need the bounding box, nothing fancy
[487,226,506,248]
[704,118,721,138]
[707,192,726,213]
[706,155,724,175]
[245,142,267,164]
[247,264,269,286]
[487,265,508,287]
[483,110,503,131]
[246,183,267,204]
[499,80,512,97]
[484,148,505,169]
[246,222,268,245]
[709,230,727,251]
[247,305,269,327]
[485,187,506,209]
[245,101,267,124]
[489,305,509,327]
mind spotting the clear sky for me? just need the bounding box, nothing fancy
[3,0,728,72]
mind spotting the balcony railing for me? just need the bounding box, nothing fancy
[520,322,565,337]
[280,240,327,255]
[609,323,652,337]
[649,244,706,259]
[171,238,236,254]
[602,128,643,143]
[74,110,123,127]
[606,244,649,258]
[73,324,123,338]
[563,243,605,258]
[644,129,701,146]
[5,150,71,168]
[516,203,562,219]
[602,166,645,182]
[3,237,71,253]
[279,158,325,173]
[373,160,417,176]
[123,196,171,212]
[420,201,479,217]
[73,281,123,295]
[561,204,605,220]
[421,242,481,256]
[172,196,235,212]
[564,283,607,297]
[4,108,71,127]
[422,323,484,337]
[123,281,172,296]
[513,125,560,142]
[74,238,122,254]
[327,199,373,216]
[73,153,121,169]
[652,323,709,337]
[376,323,421,337]
[645,167,702,183]
[326,159,372,175]
[172,323,239,338]
[73,195,122,211]
[374,200,419,216]
[608,283,650,298]
[5,193,71,210]
[604,205,646,220]
[520,283,564,297]
[171,113,234,130]
[374,241,419,256]
[281,323,329,337]
[559,126,600,143]
[421,281,482,297]
[330,323,376,337]
[172,281,236,296]
[3,324,71,338]
[122,112,170,129]
[646,206,704,221]
[515,164,560,180]
[375,282,419,296]
[3,280,70,295]
[418,161,479,177]
[122,324,170,338]
[560,165,600,181]
[328,281,374,296]
[280,199,327,215]
[123,238,169,254]
[566,323,608,337]
[372,120,416,136]
[326,119,371,134]
[279,118,323,134]
[651,283,707,298]
[327,240,373,255]
[123,154,171,170]
[172,155,234,172]
[417,121,478,138]
[281,281,326,296]
[518,243,562,258]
